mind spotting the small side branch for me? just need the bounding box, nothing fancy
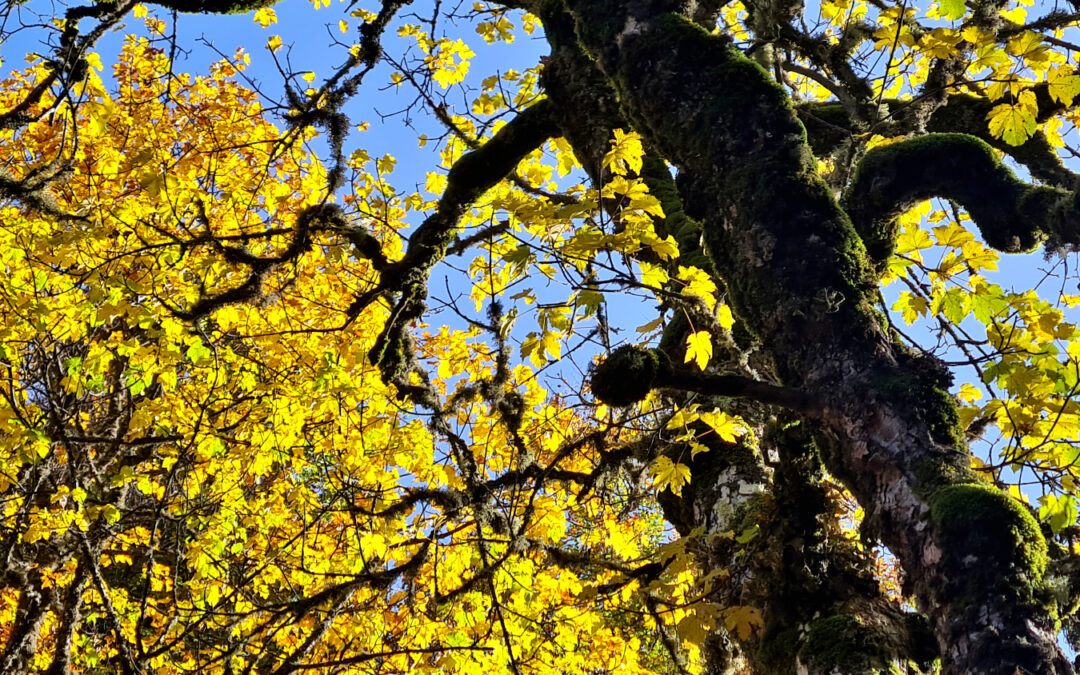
[590,345,820,415]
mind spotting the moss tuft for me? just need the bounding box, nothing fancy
[735,490,774,533]
[590,345,670,407]
[878,351,966,448]
[902,613,939,667]
[369,322,414,387]
[929,483,1048,604]
[910,455,983,497]
[798,614,888,672]
[759,626,801,673]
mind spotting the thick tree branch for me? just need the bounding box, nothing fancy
[843,133,1078,265]
[800,90,1077,189]
[590,345,819,414]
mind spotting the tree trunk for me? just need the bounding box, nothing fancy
[545,3,1071,672]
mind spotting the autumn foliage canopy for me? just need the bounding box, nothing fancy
[6,0,1080,673]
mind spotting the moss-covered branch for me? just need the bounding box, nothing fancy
[535,2,623,185]
[799,90,1077,188]
[119,0,278,13]
[760,424,938,673]
[591,345,818,412]
[843,133,1078,267]
[927,92,1075,187]
[368,99,559,388]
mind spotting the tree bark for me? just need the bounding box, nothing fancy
[552,3,1071,672]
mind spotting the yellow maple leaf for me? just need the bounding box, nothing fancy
[891,291,929,325]
[677,265,718,309]
[666,405,701,429]
[1049,65,1080,105]
[651,456,692,496]
[717,304,735,331]
[639,262,669,289]
[699,409,747,442]
[684,330,712,370]
[648,234,679,260]
[252,7,277,27]
[987,93,1038,146]
[723,606,764,640]
[602,129,645,176]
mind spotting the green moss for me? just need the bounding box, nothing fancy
[929,93,1074,187]
[798,614,889,672]
[796,102,854,156]
[877,351,966,448]
[910,455,983,496]
[369,322,413,387]
[563,5,885,391]
[902,613,939,667]
[924,386,964,447]
[844,133,1059,270]
[735,490,774,533]
[639,153,715,274]
[658,311,690,357]
[609,13,877,341]
[759,626,801,673]
[591,345,671,407]
[796,613,935,673]
[929,483,1048,604]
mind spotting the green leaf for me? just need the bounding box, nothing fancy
[987,99,1037,146]
[939,0,965,20]
[1039,494,1079,533]
[934,288,970,324]
[735,524,760,544]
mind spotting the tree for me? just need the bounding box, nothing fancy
[3,0,1080,672]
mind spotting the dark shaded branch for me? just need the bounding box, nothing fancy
[447,220,511,256]
[366,99,559,388]
[666,370,821,413]
[843,133,1078,266]
[136,0,278,14]
[291,646,493,670]
[927,92,1075,187]
[590,346,819,414]
[536,4,625,185]
[171,203,341,319]
[999,11,1080,39]
[799,90,1077,188]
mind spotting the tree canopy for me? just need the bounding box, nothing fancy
[5,0,1080,672]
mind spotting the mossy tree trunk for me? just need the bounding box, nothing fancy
[533,5,940,672]
[537,13,937,669]
[491,1,1075,672]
